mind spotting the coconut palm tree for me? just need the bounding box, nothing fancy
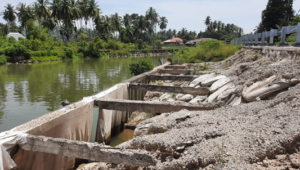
[217,21,222,31]
[2,4,17,31]
[111,13,121,38]
[204,16,211,26]
[123,14,131,27]
[16,3,36,36]
[86,0,100,31]
[34,0,50,23]
[96,15,112,41]
[159,16,168,31]
[145,7,159,34]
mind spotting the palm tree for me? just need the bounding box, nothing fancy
[217,21,222,31]
[86,0,100,31]
[204,16,211,26]
[2,4,17,31]
[123,14,131,27]
[172,29,177,37]
[159,16,168,31]
[145,7,159,35]
[16,3,35,35]
[111,13,121,38]
[96,15,112,41]
[77,0,89,29]
[34,0,50,23]
[50,0,60,21]
[212,20,217,30]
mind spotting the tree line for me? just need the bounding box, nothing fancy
[0,0,169,43]
[0,0,245,44]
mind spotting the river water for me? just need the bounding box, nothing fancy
[0,56,169,145]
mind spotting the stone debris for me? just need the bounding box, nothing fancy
[176,94,193,102]
[201,75,227,87]
[189,96,207,104]
[189,73,215,87]
[210,77,231,93]
[86,48,300,169]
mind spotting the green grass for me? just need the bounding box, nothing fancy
[29,56,61,61]
[215,138,228,164]
[157,82,164,86]
[174,40,242,63]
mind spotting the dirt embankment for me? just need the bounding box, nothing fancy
[79,48,300,170]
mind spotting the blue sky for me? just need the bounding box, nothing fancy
[1,0,300,34]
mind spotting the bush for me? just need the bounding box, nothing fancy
[286,33,296,43]
[64,48,73,58]
[174,40,242,63]
[0,54,7,64]
[129,58,154,76]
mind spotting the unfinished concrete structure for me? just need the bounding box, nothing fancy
[231,22,300,45]
[0,61,216,170]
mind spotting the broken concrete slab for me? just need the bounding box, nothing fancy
[95,99,215,113]
[20,134,157,166]
[146,75,197,81]
[128,84,210,96]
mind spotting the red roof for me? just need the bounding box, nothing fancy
[164,37,183,43]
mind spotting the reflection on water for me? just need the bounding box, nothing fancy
[0,56,170,132]
[109,129,134,147]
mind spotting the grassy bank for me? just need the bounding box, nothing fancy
[173,40,242,63]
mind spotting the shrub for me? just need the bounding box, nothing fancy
[174,40,242,63]
[286,33,296,43]
[64,48,73,58]
[129,58,154,76]
[0,54,7,64]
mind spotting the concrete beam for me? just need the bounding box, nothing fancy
[20,134,156,166]
[95,99,215,113]
[128,84,210,95]
[164,65,188,70]
[159,69,193,75]
[146,75,198,81]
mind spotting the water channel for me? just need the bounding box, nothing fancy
[0,56,170,146]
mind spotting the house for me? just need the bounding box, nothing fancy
[7,32,25,40]
[163,37,184,45]
[185,38,212,46]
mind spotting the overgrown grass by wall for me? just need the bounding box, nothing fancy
[173,40,242,63]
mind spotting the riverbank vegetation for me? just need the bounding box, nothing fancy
[129,58,154,76]
[0,0,245,64]
[174,40,242,63]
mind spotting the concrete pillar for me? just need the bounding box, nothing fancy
[296,23,300,45]
[280,26,287,45]
[245,36,249,45]
[269,29,278,45]
[257,33,262,45]
[261,32,266,45]
[254,34,259,45]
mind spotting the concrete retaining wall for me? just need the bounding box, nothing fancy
[9,63,169,170]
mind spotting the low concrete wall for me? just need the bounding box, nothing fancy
[9,63,169,170]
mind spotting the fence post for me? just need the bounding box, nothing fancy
[269,29,278,45]
[257,33,262,45]
[261,32,266,45]
[296,23,300,45]
[254,34,258,45]
[280,26,287,45]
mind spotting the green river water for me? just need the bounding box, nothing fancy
[0,56,170,145]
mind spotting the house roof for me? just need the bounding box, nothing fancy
[185,38,212,44]
[164,37,183,43]
[7,32,25,40]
